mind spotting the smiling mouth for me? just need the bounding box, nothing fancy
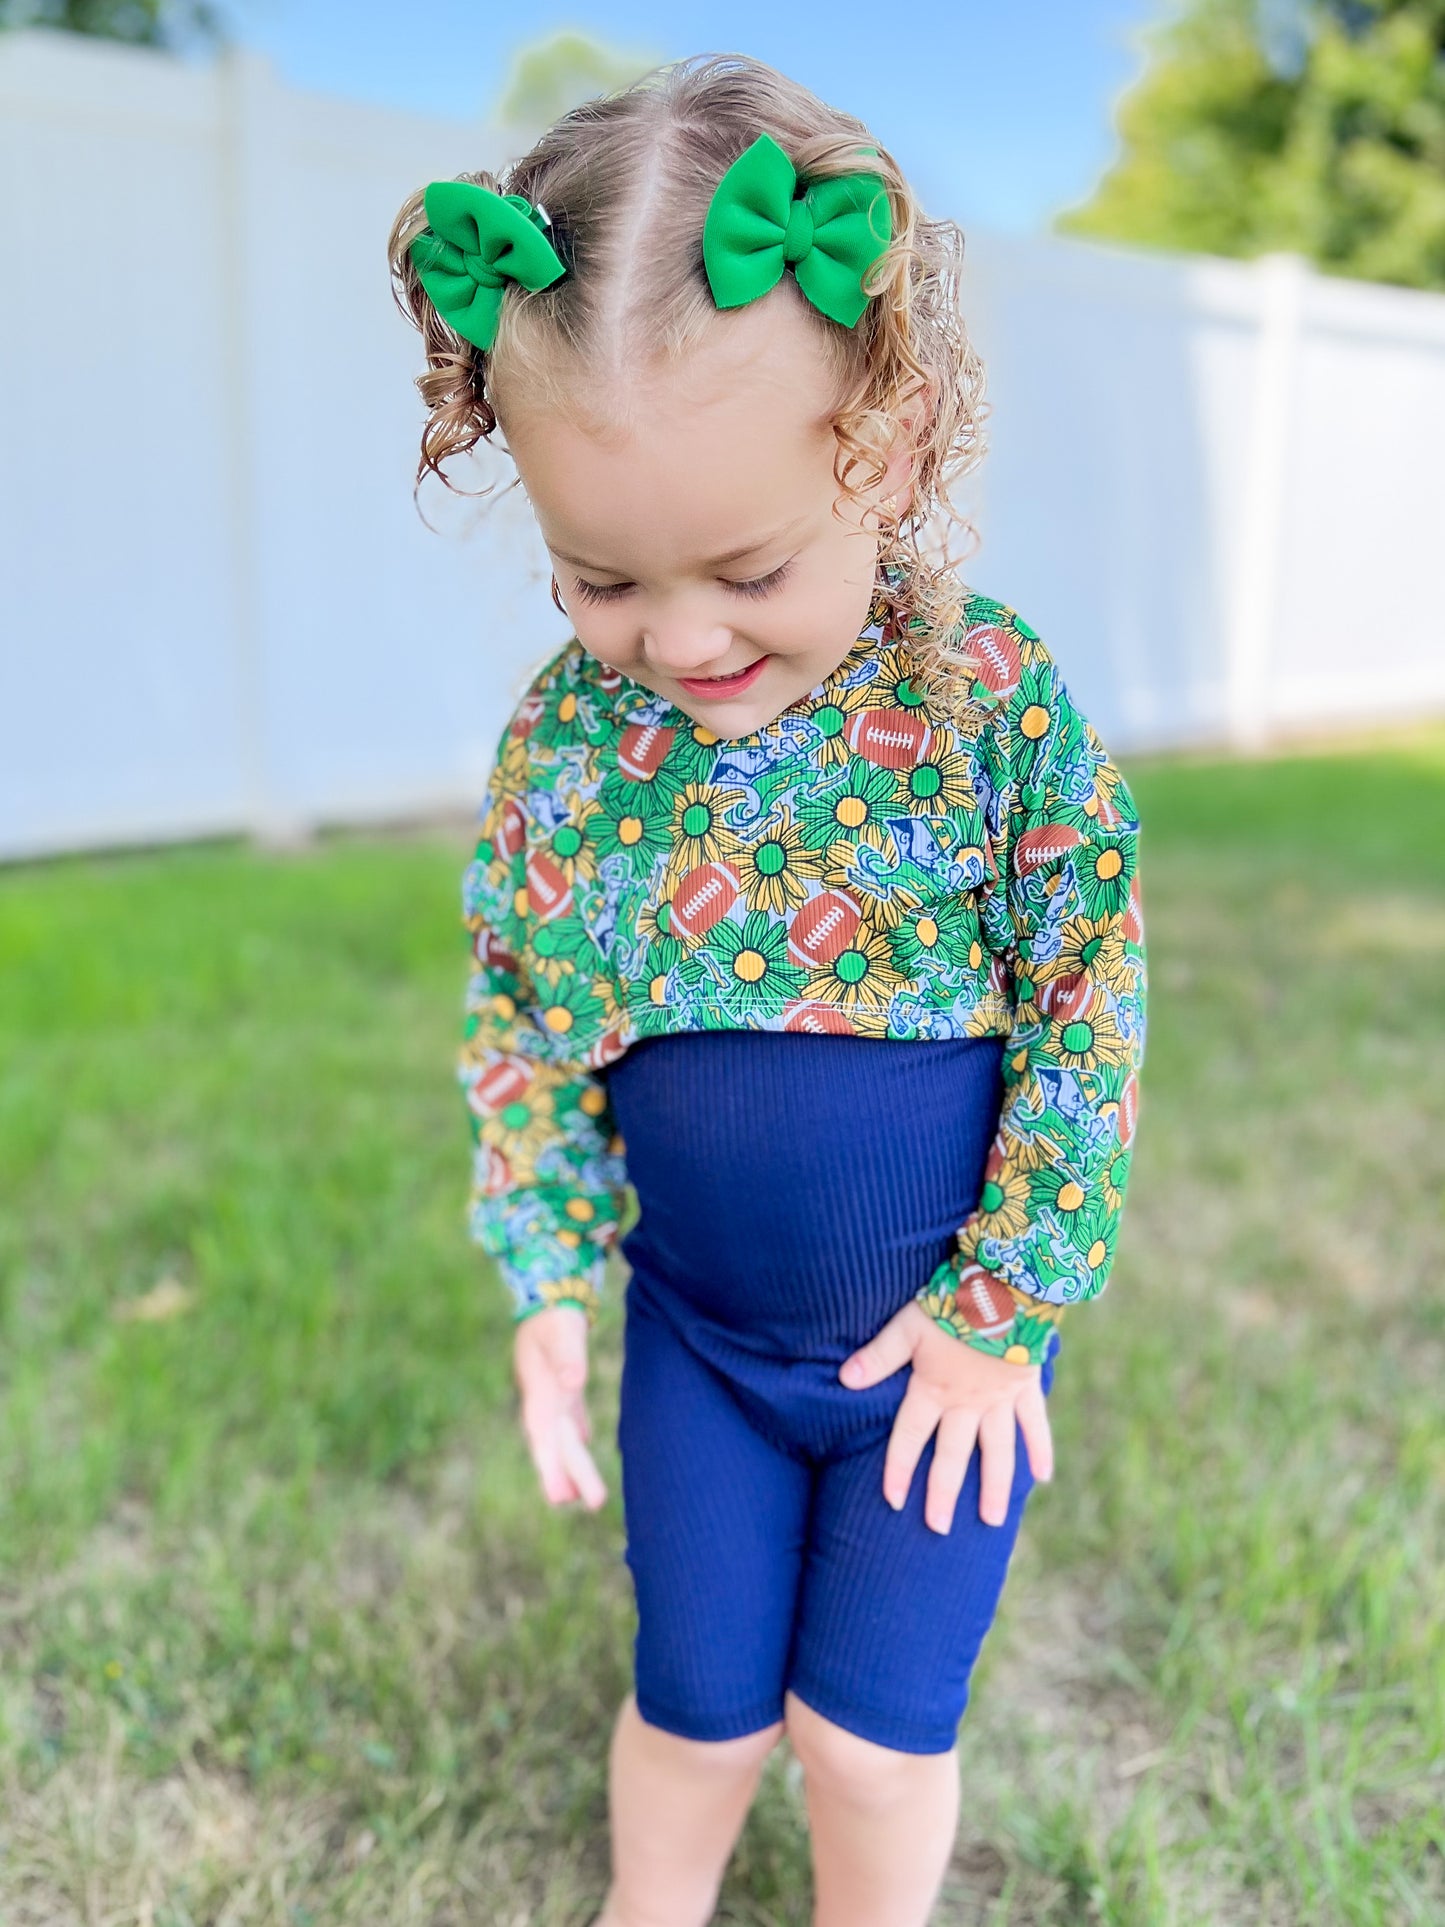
[677,658,768,695]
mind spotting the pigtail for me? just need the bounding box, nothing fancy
[386,175,506,506]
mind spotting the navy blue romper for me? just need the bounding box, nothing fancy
[600,1026,1062,1757]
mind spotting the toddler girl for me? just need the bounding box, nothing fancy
[388,51,1145,1927]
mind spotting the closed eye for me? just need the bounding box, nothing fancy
[569,558,796,607]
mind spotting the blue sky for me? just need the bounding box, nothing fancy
[225,1,1162,233]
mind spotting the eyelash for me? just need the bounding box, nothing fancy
[570,559,795,608]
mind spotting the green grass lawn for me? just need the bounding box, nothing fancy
[1,729,1442,1925]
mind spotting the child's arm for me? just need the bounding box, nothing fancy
[916,624,1147,1366]
[460,716,630,1331]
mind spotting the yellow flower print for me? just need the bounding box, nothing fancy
[1049,913,1125,985]
[818,828,927,931]
[1092,754,1124,813]
[997,1118,1065,1173]
[496,726,530,795]
[659,783,749,897]
[864,638,923,703]
[736,806,813,917]
[537,789,606,896]
[478,1080,559,1187]
[588,971,630,1035]
[801,918,906,1013]
[1049,988,1131,1071]
[894,734,979,819]
[635,893,671,948]
[976,1164,1032,1240]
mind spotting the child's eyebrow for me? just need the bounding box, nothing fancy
[552,519,807,573]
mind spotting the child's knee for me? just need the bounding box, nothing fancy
[782,1689,950,1806]
[630,1693,784,1774]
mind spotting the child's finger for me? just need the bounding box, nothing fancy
[528,1425,581,1507]
[923,1403,981,1535]
[1015,1382,1054,1483]
[976,1404,1015,1527]
[881,1378,942,1510]
[556,1412,608,1510]
[840,1308,914,1389]
[571,1390,593,1443]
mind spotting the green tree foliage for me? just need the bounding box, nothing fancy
[1059,0,1445,290]
[0,0,224,51]
[491,30,662,139]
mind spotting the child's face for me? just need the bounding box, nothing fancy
[495,292,915,737]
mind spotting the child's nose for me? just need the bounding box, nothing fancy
[642,624,737,677]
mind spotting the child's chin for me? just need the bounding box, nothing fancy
[676,689,790,736]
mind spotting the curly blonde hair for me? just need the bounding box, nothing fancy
[386,51,989,719]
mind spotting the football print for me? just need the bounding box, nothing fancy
[669,861,742,940]
[592,1024,631,1068]
[968,624,1021,700]
[1014,823,1084,875]
[954,1262,1016,1339]
[477,1144,512,1194]
[1124,876,1144,946]
[787,889,863,968]
[844,707,931,769]
[477,928,520,975]
[1118,1071,1140,1147]
[782,1000,859,1035]
[469,1058,532,1117]
[618,721,676,782]
[525,848,573,922]
[1040,971,1094,1021]
[496,795,527,861]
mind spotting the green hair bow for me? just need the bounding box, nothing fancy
[408,179,566,352]
[702,132,891,328]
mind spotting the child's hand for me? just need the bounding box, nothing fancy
[838,1301,1053,1533]
[513,1304,608,1511]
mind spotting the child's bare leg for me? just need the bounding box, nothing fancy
[784,1689,959,1927]
[594,1690,785,1927]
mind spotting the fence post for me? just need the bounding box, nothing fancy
[216,45,309,845]
[1227,251,1306,751]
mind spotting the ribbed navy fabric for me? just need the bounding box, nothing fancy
[603,1029,1061,1755]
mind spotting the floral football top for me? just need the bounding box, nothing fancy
[460,560,1146,1367]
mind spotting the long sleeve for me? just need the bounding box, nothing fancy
[916,634,1147,1365]
[459,715,631,1325]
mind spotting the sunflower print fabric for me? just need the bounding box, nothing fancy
[459,561,1146,1367]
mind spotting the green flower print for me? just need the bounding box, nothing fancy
[1074,831,1134,922]
[593,771,676,879]
[888,892,984,979]
[529,964,608,1052]
[796,759,899,856]
[705,911,807,1019]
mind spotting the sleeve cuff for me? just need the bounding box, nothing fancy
[915,1265,1065,1367]
[479,1230,607,1326]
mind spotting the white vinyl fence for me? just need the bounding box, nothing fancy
[2,28,1443,862]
